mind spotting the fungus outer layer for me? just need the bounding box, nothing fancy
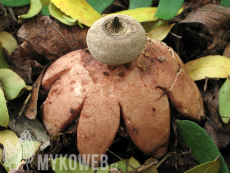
[42,37,204,166]
[86,14,146,65]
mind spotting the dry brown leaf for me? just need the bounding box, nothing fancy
[179,4,230,33]
[9,41,44,84]
[17,16,88,61]
[25,69,45,119]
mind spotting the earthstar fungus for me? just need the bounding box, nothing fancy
[42,15,204,166]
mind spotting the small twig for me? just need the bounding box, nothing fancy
[18,93,31,118]
[107,149,138,171]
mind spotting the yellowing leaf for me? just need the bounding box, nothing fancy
[51,0,101,27]
[19,0,42,21]
[185,156,220,173]
[0,88,9,127]
[49,2,75,25]
[142,20,168,33]
[0,69,26,100]
[0,130,22,172]
[185,55,230,81]
[148,23,175,41]
[111,7,159,22]
[0,31,18,54]
[127,157,140,172]
[21,140,40,159]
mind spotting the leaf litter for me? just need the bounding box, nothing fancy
[1,0,230,173]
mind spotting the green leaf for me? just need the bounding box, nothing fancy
[0,130,22,172]
[19,0,42,21]
[127,157,140,172]
[49,3,76,26]
[176,120,229,173]
[155,0,184,20]
[0,31,18,54]
[1,0,30,7]
[0,42,10,69]
[220,0,230,7]
[0,88,9,127]
[129,0,153,10]
[108,160,128,173]
[88,0,113,14]
[185,156,220,173]
[219,76,230,123]
[0,69,26,100]
[41,5,51,15]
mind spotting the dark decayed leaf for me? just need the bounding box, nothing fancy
[1,0,30,7]
[128,0,153,10]
[88,0,113,14]
[155,0,184,20]
[176,120,229,173]
[179,4,230,33]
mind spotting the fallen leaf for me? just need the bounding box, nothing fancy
[219,77,230,123]
[0,87,9,127]
[148,23,175,41]
[21,140,40,159]
[0,42,10,69]
[185,55,230,81]
[176,120,229,173]
[51,0,101,27]
[0,130,22,172]
[17,16,88,60]
[142,20,168,33]
[155,0,184,20]
[142,158,158,173]
[0,69,26,100]
[88,0,113,14]
[223,43,230,58]
[127,157,140,172]
[185,156,220,173]
[0,31,18,54]
[220,0,230,7]
[128,0,152,10]
[0,4,10,32]
[49,2,75,26]
[8,41,44,84]
[111,7,159,22]
[25,69,45,119]
[19,0,42,21]
[1,0,30,7]
[179,4,230,33]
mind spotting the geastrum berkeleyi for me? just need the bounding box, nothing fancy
[41,14,204,165]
